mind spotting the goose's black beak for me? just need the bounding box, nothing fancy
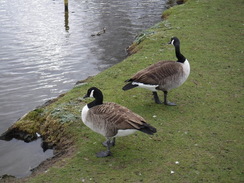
[161,43,168,46]
[83,94,89,99]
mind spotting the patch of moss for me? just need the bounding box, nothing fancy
[13,108,45,134]
[162,7,174,19]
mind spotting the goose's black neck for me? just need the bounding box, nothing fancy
[175,44,186,63]
[87,95,103,108]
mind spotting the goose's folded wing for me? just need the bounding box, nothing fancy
[131,61,183,85]
[89,102,146,130]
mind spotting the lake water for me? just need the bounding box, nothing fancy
[0,0,174,178]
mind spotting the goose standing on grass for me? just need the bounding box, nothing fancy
[81,87,157,157]
[122,37,190,106]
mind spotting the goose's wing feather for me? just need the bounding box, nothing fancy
[130,61,183,85]
[87,102,156,136]
[88,102,145,130]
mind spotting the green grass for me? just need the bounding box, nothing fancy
[5,0,243,182]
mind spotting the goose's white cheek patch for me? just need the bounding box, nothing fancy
[89,90,94,98]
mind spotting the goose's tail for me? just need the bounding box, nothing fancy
[139,123,157,135]
[122,82,138,91]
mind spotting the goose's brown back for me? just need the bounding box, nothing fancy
[86,102,156,137]
[130,61,183,86]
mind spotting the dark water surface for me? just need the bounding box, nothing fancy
[0,0,174,178]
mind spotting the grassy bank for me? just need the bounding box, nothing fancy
[3,0,243,182]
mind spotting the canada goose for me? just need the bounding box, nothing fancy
[81,87,157,157]
[122,37,190,106]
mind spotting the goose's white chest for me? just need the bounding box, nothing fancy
[81,105,95,131]
[180,59,190,83]
[81,105,106,136]
[182,59,190,78]
[81,105,89,124]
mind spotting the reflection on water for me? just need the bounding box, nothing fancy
[0,139,53,178]
[0,0,174,178]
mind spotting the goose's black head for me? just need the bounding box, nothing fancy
[169,37,180,46]
[83,87,103,107]
[169,37,186,63]
[84,87,103,99]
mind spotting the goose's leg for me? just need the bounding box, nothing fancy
[102,137,115,147]
[102,139,109,147]
[152,92,162,104]
[111,137,116,146]
[163,91,176,106]
[97,138,112,157]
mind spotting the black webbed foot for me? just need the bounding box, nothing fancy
[98,137,114,157]
[96,150,111,158]
[163,91,177,106]
[164,101,177,106]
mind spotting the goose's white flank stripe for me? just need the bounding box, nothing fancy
[115,129,137,137]
[131,82,159,91]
